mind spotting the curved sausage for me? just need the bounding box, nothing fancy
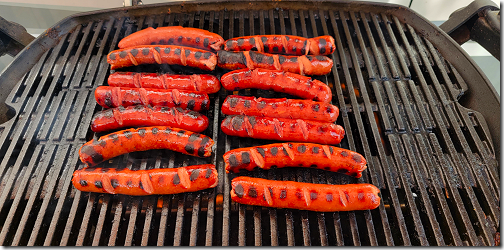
[222,95,339,122]
[118,26,224,51]
[223,142,366,177]
[107,45,217,70]
[224,35,335,56]
[72,164,218,195]
[220,69,332,103]
[231,176,381,212]
[79,126,214,167]
[108,72,221,94]
[90,105,209,133]
[217,50,333,75]
[221,115,345,145]
[94,86,210,111]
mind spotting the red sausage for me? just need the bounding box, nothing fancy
[224,35,335,56]
[118,26,224,51]
[220,69,332,103]
[223,143,366,177]
[94,86,210,111]
[222,95,339,122]
[72,164,218,196]
[90,105,209,133]
[217,50,333,75]
[107,45,217,70]
[79,126,214,167]
[231,177,380,212]
[108,72,221,94]
[220,115,345,145]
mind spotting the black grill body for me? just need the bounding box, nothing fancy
[0,1,499,246]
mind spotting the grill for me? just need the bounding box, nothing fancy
[0,0,500,246]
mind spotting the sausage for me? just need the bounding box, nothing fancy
[224,35,335,56]
[108,72,221,94]
[217,50,333,75]
[221,115,345,145]
[94,86,210,111]
[220,69,332,103]
[118,26,224,51]
[231,177,380,212]
[79,126,214,167]
[222,95,339,122]
[90,105,209,133]
[223,142,366,177]
[107,45,217,70]
[72,164,218,196]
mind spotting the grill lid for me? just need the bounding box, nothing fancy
[0,1,499,246]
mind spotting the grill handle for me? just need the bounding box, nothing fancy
[0,15,35,57]
[439,0,500,60]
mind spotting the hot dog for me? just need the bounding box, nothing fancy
[222,95,339,122]
[231,176,380,212]
[72,164,218,195]
[224,35,335,56]
[118,26,224,51]
[220,115,345,145]
[90,105,209,133]
[217,50,333,75]
[79,126,214,167]
[108,72,221,94]
[223,143,366,178]
[107,45,217,70]
[94,86,210,111]
[220,69,332,103]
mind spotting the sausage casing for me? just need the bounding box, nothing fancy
[72,164,218,196]
[231,176,380,212]
[221,115,345,145]
[222,95,339,122]
[108,72,221,94]
[94,86,210,111]
[223,143,366,177]
[90,105,209,133]
[107,45,217,70]
[118,26,224,51]
[79,126,214,166]
[224,35,335,56]
[217,50,333,75]
[220,69,332,103]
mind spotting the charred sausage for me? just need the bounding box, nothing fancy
[72,164,218,195]
[231,176,381,212]
[118,26,224,51]
[220,69,332,103]
[217,50,333,75]
[90,105,209,133]
[224,35,335,56]
[222,95,339,122]
[107,45,217,70]
[108,72,221,94]
[79,126,214,166]
[220,115,345,145]
[94,86,210,111]
[223,142,366,178]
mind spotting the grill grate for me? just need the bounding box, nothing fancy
[0,2,499,246]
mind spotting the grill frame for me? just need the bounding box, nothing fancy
[0,0,500,246]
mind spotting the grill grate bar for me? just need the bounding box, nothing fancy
[395,19,482,245]
[43,147,81,245]
[334,10,409,246]
[26,145,72,245]
[424,38,500,221]
[404,22,495,245]
[0,145,43,244]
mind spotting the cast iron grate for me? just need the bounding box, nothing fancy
[0,2,499,246]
